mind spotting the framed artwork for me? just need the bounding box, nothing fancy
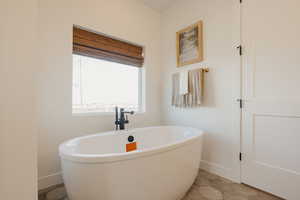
[176,21,203,67]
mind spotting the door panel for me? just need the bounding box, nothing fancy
[241,0,300,199]
[254,114,300,174]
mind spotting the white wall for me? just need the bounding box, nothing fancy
[161,0,241,181]
[0,0,38,199]
[38,0,162,189]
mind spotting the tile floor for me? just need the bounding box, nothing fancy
[38,170,283,200]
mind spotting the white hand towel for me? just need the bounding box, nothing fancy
[172,73,179,106]
[179,71,188,95]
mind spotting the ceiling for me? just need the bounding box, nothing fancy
[142,0,174,12]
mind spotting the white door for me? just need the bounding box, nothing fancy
[241,0,300,199]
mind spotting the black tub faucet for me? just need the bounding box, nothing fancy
[115,107,134,130]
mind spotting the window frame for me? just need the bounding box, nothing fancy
[72,54,145,116]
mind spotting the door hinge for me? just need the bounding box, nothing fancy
[239,152,242,161]
[237,45,243,56]
[237,99,243,109]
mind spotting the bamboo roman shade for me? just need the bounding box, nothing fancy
[73,27,144,67]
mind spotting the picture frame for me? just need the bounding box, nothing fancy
[176,21,203,67]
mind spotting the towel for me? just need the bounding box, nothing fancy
[179,71,188,95]
[172,73,180,106]
[187,69,203,106]
[172,69,203,107]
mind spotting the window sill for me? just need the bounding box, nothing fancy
[72,111,145,117]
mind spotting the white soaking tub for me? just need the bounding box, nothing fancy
[59,126,203,200]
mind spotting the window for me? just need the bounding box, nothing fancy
[73,55,142,113]
[72,26,144,114]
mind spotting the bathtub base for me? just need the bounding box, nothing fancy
[62,139,202,200]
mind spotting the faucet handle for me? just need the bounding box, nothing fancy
[124,110,134,115]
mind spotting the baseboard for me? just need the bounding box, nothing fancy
[38,172,63,190]
[200,160,240,183]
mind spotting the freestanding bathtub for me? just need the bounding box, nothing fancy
[59,126,203,200]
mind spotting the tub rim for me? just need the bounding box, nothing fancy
[59,126,203,164]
